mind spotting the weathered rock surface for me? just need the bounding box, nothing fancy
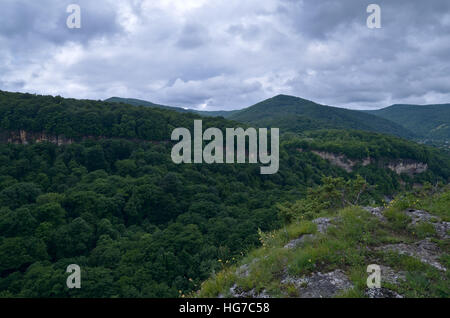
[404,209,449,239]
[310,150,371,173]
[387,161,428,176]
[363,206,386,222]
[229,284,270,298]
[312,217,334,234]
[225,206,447,299]
[378,265,406,285]
[365,288,403,298]
[376,238,446,271]
[306,150,427,175]
[0,129,75,146]
[281,269,353,298]
[283,216,335,249]
[235,258,260,278]
[284,234,315,249]
[235,264,250,278]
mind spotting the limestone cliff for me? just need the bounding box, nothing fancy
[302,149,428,175]
[0,130,74,145]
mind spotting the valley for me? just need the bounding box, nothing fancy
[0,90,448,298]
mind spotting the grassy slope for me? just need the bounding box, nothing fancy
[198,187,450,298]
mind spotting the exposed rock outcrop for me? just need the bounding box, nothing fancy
[365,288,403,298]
[376,238,446,271]
[216,206,447,299]
[377,265,406,285]
[404,209,449,239]
[0,129,168,146]
[301,149,428,175]
[228,284,270,298]
[284,234,315,249]
[311,150,371,173]
[363,206,386,222]
[387,160,428,175]
[281,269,353,298]
[0,130,74,145]
[283,217,335,249]
[312,217,335,233]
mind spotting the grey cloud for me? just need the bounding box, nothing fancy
[1,0,450,110]
[176,23,210,49]
[227,24,262,41]
[0,0,122,46]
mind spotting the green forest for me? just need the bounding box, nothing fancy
[0,90,449,297]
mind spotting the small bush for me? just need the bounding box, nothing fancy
[410,222,436,239]
[384,209,411,231]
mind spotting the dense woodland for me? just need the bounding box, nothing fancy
[367,104,450,141]
[0,90,448,297]
[227,95,416,139]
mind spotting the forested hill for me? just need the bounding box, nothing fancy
[0,90,238,141]
[105,95,417,139]
[227,95,416,139]
[366,104,450,141]
[0,89,448,298]
[105,97,191,113]
[105,97,239,118]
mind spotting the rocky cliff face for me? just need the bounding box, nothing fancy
[304,150,428,175]
[0,129,168,146]
[387,160,428,175]
[0,130,74,146]
[311,150,371,173]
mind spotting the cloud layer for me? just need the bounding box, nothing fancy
[1,0,450,110]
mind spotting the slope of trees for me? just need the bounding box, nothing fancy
[0,90,448,297]
[0,90,236,141]
[228,95,416,139]
[366,104,450,141]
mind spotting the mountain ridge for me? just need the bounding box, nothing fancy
[105,94,417,139]
[365,103,450,141]
[228,95,417,139]
[105,96,239,118]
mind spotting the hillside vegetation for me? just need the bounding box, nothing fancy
[228,95,416,139]
[0,90,236,141]
[0,90,448,298]
[107,95,450,143]
[198,184,450,298]
[367,104,450,141]
[105,97,239,118]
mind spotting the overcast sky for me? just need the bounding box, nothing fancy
[1,0,450,111]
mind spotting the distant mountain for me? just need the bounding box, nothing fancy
[228,95,416,139]
[0,89,449,299]
[105,97,239,118]
[366,104,450,141]
[105,97,190,112]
